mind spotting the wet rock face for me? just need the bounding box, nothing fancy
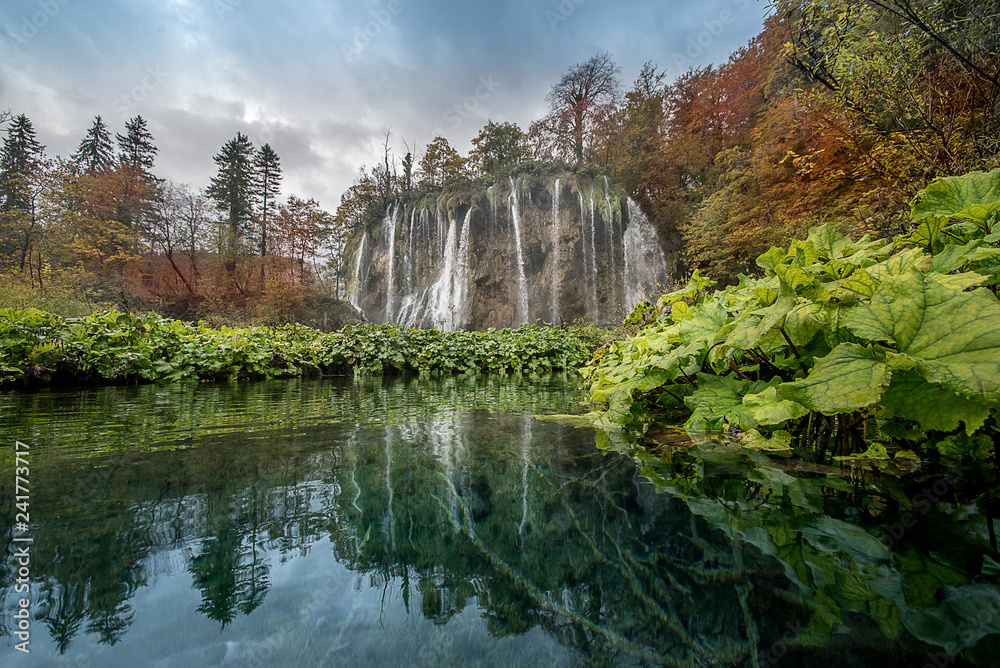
[349,173,671,330]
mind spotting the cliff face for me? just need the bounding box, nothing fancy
[348,172,672,330]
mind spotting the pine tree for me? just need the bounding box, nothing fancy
[253,144,281,256]
[72,116,115,173]
[116,115,158,174]
[206,132,256,241]
[0,113,45,213]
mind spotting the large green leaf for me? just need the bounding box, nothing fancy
[846,269,1000,402]
[911,168,1000,227]
[684,373,763,431]
[743,387,810,426]
[881,370,991,435]
[778,343,890,414]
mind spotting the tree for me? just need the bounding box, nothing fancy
[72,116,115,174]
[206,132,257,243]
[1,114,45,271]
[418,136,466,187]
[530,53,621,163]
[253,144,282,257]
[116,115,158,174]
[469,121,531,176]
[0,113,45,213]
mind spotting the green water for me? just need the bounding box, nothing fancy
[1,375,998,667]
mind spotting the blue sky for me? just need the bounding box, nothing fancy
[0,0,768,210]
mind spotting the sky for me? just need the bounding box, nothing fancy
[0,0,768,212]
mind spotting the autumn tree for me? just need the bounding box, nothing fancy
[72,116,115,174]
[469,121,531,177]
[418,136,466,187]
[530,53,621,163]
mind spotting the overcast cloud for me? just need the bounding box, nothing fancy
[0,0,768,210]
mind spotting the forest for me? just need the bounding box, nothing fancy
[2,1,997,333]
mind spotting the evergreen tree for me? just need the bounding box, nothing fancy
[72,115,115,173]
[0,113,45,213]
[206,132,256,241]
[116,115,158,174]
[253,143,281,256]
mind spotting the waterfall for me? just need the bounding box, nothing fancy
[349,231,366,309]
[588,185,599,321]
[509,177,529,325]
[383,203,399,323]
[604,176,617,307]
[550,179,561,324]
[354,173,669,330]
[624,198,670,308]
[429,215,460,331]
[456,208,472,327]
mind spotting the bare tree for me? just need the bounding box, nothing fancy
[530,52,622,163]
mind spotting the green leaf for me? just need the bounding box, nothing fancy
[743,387,810,426]
[911,168,1000,228]
[683,373,761,431]
[778,343,890,414]
[742,428,794,452]
[806,224,853,259]
[881,371,991,435]
[756,246,787,274]
[847,269,1000,402]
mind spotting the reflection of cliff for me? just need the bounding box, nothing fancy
[349,173,672,329]
[7,377,995,665]
[0,377,764,664]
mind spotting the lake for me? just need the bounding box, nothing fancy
[1,375,997,667]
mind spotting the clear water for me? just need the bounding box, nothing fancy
[1,376,997,667]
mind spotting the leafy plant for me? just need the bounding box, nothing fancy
[583,170,1000,463]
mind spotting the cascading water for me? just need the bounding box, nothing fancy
[509,177,529,325]
[349,231,366,309]
[550,179,561,323]
[624,198,670,308]
[354,173,669,330]
[383,204,399,322]
[603,176,618,306]
[588,185,599,321]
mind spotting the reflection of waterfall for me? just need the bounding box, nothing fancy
[509,177,529,325]
[518,418,532,538]
[385,429,396,551]
[624,199,669,308]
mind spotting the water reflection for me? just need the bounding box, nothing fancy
[0,376,996,666]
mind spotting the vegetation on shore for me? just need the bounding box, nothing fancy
[583,169,1000,464]
[0,311,595,390]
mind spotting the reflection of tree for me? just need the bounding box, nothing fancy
[7,375,996,664]
[190,490,273,627]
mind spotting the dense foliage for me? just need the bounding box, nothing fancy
[0,310,592,389]
[584,170,1000,462]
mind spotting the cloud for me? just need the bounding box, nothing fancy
[0,0,766,211]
